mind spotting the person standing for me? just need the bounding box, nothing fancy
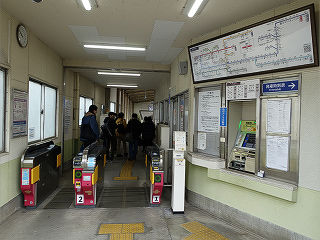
[80,105,99,151]
[116,112,127,157]
[127,113,142,161]
[102,112,117,161]
[141,116,155,151]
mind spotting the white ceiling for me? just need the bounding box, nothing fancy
[1,0,295,93]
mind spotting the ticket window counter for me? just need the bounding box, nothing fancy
[227,100,258,174]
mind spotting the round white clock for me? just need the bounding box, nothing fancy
[16,24,28,48]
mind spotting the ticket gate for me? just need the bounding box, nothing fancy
[73,142,105,207]
[20,141,61,207]
[146,146,164,205]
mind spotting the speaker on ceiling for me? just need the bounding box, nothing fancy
[178,61,188,75]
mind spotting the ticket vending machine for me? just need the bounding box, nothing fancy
[146,146,164,205]
[21,141,61,207]
[73,142,105,207]
[228,121,256,173]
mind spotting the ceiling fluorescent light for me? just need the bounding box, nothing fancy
[107,84,138,88]
[81,0,92,11]
[183,0,208,18]
[98,72,141,77]
[84,44,146,51]
[188,0,204,17]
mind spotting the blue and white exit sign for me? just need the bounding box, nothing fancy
[262,80,298,94]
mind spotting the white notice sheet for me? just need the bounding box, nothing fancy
[197,132,207,150]
[266,136,290,171]
[267,99,291,134]
[198,90,220,133]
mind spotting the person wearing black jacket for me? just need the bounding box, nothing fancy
[141,116,155,151]
[102,112,117,161]
[127,113,142,161]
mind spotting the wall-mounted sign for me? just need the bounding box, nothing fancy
[226,79,260,100]
[12,89,28,138]
[220,108,227,127]
[262,80,298,94]
[188,5,318,83]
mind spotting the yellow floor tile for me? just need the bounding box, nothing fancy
[98,224,123,234]
[110,233,133,240]
[181,221,210,233]
[122,223,144,233]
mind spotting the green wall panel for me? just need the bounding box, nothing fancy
[186,162,320,239]
[0,158,20,208]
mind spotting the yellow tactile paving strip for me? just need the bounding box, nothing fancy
[181,221,229,240]
[110,233,133,240]
[113,160,138,181]
[98,223,144,239]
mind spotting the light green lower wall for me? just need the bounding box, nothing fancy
[186,162,320,239]
[0,158,21,208]
[63,138,74,164]
[74,138,80,155]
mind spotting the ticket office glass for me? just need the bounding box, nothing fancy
[194,77,299,184]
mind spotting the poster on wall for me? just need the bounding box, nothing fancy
[198,90,221,133]
[226,79,260,100]
[267,99,291,134]
[266,135,290,171]
[63,98,73,135]
[12,89,28,138]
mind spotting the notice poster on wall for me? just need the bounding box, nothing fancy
[198,90,221,133]
[267,99,291,134]
[197,132,207,150]
[64,98,73,135]
[12,89,28,138]
[226,79,260,100]
[266,135,290,171]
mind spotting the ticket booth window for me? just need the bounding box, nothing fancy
[79,96,93,125]
[0,68,5,152]
[28,79,57,143]
[194,86,222,157]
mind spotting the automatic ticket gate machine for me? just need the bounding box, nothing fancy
[146,146,164,205]
[20,141,61,207]
[228,121,256,173]
[73,142,105,207]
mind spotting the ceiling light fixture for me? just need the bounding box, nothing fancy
[98,72,141,77]
[84,44,146,51]
[107,84,138,88]
[183,0,209,18]
[81,0,92,11]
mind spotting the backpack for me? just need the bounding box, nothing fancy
[80,123,96,142]
[117,119,126,134]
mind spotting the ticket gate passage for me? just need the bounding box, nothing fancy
[73,142,105,207]
[228,121,256,173]
[146,145,164,205]
[20,141,61,207]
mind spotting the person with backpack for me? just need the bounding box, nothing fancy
[116,112,127,157]
[127,113,142,161]
[101,112,117,161]
[80,105,99,151]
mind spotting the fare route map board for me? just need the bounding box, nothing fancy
[188,5,318,83]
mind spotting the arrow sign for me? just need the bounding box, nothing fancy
[262,80,298,94]
[288,82,295,89]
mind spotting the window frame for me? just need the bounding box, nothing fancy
[79,96,93,126]
[0,67,7,153]
[110,101,116,113]
[28,78,58,144]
